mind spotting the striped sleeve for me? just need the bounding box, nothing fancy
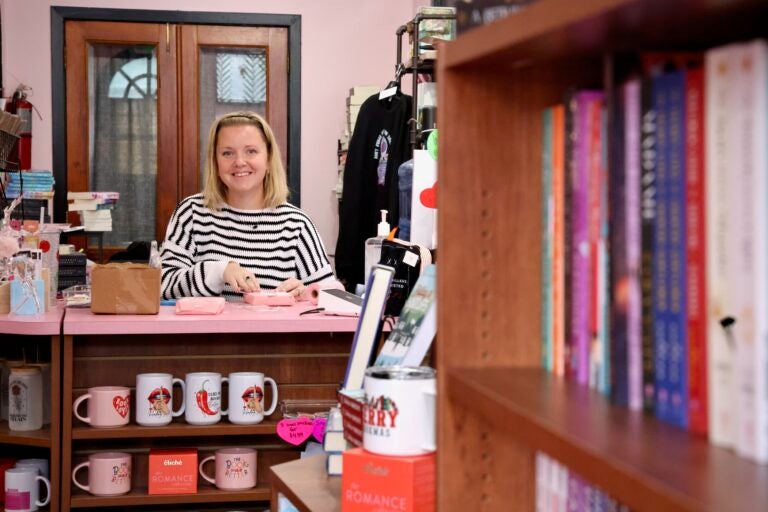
[160,198,228,299]
[294,211,335,285]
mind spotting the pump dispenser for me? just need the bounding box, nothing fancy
[364,210,390,285]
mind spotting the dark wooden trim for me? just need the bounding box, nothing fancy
[50,7,302,224]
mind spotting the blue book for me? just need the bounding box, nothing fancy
[541,107,554,372]
[653,70,689,429]
[661,69,688,429]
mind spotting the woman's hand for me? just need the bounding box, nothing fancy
[277,277,305,297]
[223,261,260,293]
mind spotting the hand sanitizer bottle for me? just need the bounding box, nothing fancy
[363,210,390,285]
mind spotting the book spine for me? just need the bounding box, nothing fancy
[597,105,611,396]
[552,105,567,377]
[734,40,768,463]
[588,97,604,391]
[705,43,738,449]
[572,90,604,385]
[625,78,644,411]
[609,82,629,406]
[542,107,555,372]
[664,69,688,429]
[640,75,658,413]
[684,65,708,434]
[652,72,671,424]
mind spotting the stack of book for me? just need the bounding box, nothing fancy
[346,85,378,137]
[57,252,87,291]
[3,171,55,223]
[67,191,120,232]
[323,407,349,476]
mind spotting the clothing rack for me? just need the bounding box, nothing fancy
[393,12,456,152]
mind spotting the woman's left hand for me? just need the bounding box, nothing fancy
[277,277,305,297]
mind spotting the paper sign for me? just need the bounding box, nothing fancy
[312,417,327,443]
[277,418,315,445]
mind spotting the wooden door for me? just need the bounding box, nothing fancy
[65,21,289,253]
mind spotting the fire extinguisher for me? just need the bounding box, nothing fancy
[4,85,33,170]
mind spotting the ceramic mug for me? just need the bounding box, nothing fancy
[226,372,278,425]
[4,467,51,511]
[198,447,256,490]
[72,452,131,496]
[135,373,186,426]
[73,386,131,427]
[362,366,436,456]
[185,372,227,425]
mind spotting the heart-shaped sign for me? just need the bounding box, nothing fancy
[113,395,130,418]
[420,182,437,209]
[277,418,315,445]
[312,417,327,443]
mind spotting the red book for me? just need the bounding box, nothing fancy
[342,448,435,512]
[685,65,708,434]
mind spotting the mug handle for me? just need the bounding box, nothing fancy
[72,461,91,493]
[198,455,216,485]
[72,393,92,424]
[172,377,186,417]
[220,377,229,416]
[422,385,437,452]
[264,377,278,416]
[36,475,51,507]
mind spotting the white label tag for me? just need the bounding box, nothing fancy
[378,87,397,100]
[403,250,419,267]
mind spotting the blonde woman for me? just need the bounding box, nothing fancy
[161,112,337,300]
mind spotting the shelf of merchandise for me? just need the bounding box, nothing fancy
[69,485,271,508]
[72,419,278,439]
[437,0,768,510]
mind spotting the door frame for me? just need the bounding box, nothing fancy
[50,7,302,224]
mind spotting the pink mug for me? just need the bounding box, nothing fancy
[72,452,131,496]
[198,447,256,490]
[73,386,131,427]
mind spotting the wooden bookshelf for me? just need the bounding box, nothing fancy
[0,424,52,447]
[72,419,278,439]
[437,0,768,510]
[69,485,271,508]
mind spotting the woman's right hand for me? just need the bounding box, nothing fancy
[223,261,260,293]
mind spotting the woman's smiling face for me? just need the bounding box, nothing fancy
[216,124,269,206]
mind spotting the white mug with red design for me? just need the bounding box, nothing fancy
[184,372,227,425]
[226,372,278,425]
[362,366,436,456]
[135,373,186,426]
[73,386,131,427]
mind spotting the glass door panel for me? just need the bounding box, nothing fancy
[88,44,158,246]
[198,47,267,187]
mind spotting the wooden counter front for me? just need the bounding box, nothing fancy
[61,303,357,511]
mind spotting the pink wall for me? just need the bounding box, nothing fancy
[0,0,427,257]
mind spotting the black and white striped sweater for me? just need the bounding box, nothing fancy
[161,194,335,300]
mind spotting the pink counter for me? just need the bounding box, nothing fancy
[63,303,358,335]
[0,308,64,335]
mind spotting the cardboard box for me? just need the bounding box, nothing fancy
[148,448,197,495]
[91,263,160,314]
[342,448,435,512]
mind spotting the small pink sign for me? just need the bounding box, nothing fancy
[277,418,315,445]
[312,417,327,443]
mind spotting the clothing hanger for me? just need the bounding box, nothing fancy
[379,63,405,101]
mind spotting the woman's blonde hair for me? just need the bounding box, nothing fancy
[202,111,289,210]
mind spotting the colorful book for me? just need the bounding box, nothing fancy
[662,68,688,429]
[733,40,768,463]
[684,65,708,434]
[705,42,739,449]
[374,264,436,367]
[542,107,555,372]
[551,105,567,377]
[639,75,658,414]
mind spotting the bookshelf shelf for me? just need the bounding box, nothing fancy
[69,485,271,508]
[448,368,768,511]
[0,423,51,448]
[72,420,278,439]
[437,0,768,510]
